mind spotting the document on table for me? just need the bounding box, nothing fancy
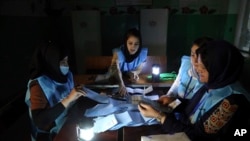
[108,111,134,130]
[93,112,133,132]
[126,85,153,94]
[84,103,119,117]
[82,87,109,103]
[93,114,118,133]
[93,110,158,132]
[144,95,159,100]
[84,98,128,117]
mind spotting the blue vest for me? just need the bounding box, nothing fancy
[25,72,74,136]
[178,56,202,99]
[190,82,246,123]
[113,46,148,72]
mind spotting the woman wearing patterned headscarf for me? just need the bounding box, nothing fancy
[25,40,86,141]
[139,40,250,141]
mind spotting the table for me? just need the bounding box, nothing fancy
[74,74,174,88]
[122,125,163,141]
[54,74,174,141]
[53,97,163,141]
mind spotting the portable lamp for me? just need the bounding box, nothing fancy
[152,64,160,82]
[77,118,94,141]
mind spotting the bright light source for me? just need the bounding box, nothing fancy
[77,126,94,141]
[152,65,160,75]
[77,118,94,141]
[152,64,160,82]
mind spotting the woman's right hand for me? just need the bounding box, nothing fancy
[128,72,139,82]
[61,88,86,108]
[118,84,127,96]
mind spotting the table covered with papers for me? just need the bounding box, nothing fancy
[82,85,161,133]
[54,74,174,141]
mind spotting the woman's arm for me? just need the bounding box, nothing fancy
[109,53,127,95]
[30,80,85,131]
[166,72,181,96]
[109,52,124,85]
[161,95,247,141]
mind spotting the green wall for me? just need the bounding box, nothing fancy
[167,14,237,71]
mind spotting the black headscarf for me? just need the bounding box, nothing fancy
[185,40,244,116]
[122,28,142,63]
[29,40,69,83]
[197,40,244,89]
[192,36,214,48]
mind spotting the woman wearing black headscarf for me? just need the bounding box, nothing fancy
[139,40,250,141]
[109,28,148,96]
[25,40,86,141]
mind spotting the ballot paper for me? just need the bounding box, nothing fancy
[108,111,134,130]
[93,114,118,133]
[144,95,159,100]
[168,99,182,109]
[84,103,119,117]
[82,87,109,103]
[93,110,158,133]
[84,98,136,117]
[126,85,153,94]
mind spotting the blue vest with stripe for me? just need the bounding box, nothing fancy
[25,72,74,136]
[113,46,148,72]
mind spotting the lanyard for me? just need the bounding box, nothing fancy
[190,92,209,116]
[184,76,195,98]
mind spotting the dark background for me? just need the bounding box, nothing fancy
[0,0,249,140]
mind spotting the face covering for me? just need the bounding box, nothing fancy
[60,66,69,75]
